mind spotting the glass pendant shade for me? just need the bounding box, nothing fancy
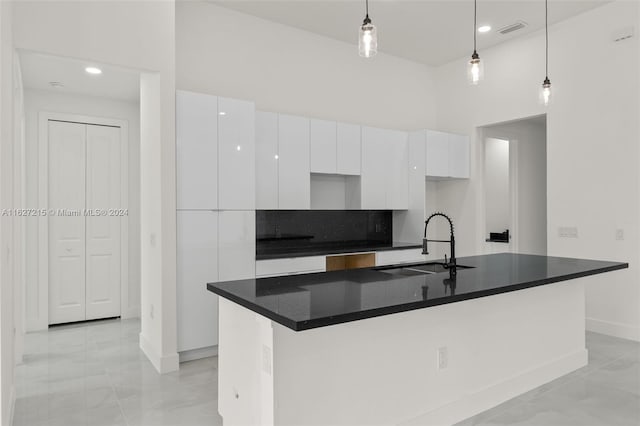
[467,52,483,85]
[359,21,377,58]
[540,77,552,106]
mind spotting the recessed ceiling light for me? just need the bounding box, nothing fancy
[478,25,492,33]
[85,67,102,75]
[219,111,226,116]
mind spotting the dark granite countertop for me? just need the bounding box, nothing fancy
[256,241,422,260]
[207,253,628,331]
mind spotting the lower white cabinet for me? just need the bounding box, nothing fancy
[177,210,219,353]
[219,210,256,281]
[256,256,326,278]
[376,249,427,266]
[177,209,255,354]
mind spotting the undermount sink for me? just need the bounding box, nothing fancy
[378,262,474,277]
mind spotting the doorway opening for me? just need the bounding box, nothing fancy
[480,115,547,255]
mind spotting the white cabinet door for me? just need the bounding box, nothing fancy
[176,90,218,210]
[218,97,255,210]
[360,126,387,209]
[85,125,121,321]
[177,210,219,352]
[386,130,409,210]
[336,123,361,175]
[256,256,326,278]
[48,121,87,325]
[449,133,470,178]
[425,130,449,178]
[278,114,310,209]
[219,211,256,281]
[310,119,336,174]
[256,111,279,210]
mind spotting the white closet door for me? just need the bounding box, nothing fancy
[48,121,87,325]
[85,125,122,320]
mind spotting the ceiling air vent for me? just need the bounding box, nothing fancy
[498,21,528,35]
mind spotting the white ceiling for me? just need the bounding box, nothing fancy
[213,0,610,66]
[19,51,140,102]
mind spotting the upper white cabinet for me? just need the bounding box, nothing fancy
[176,91,218,210]
[386,130,409,210]
[423,130,470,179]
[218,97,256,210]
[310,119,337,174]
[448,133,470,178]
[176,90,256,210]
[310,120,361,176]
[278,114,310,209]
[336,123,361,175]
[425,130,450,178]
[361,126,409,210]
[361,126,388,209]
[255,111,279,210]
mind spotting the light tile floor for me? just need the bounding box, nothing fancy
[13,319,640,426]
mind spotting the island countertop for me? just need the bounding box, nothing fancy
[207,253,628,331]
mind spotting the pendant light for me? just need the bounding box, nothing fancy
[539,0,552,105]
[359,0,377,58]
[467,0,483,85]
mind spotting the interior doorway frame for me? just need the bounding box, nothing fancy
[37,111,129,329]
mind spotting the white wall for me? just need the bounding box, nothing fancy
[0,1,16,423]
[484,138,510,234]
[435,1,639,340]
[13,0,178,372]
[22,88,141,330]
[176,2,437,131]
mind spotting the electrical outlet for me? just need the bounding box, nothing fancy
[558,226,578,238]
[437,347,448,370]
[616,229,624,241]
[150,233,157,246]
[150,304,154,319]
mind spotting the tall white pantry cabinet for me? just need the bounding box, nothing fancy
[176,90,256,356]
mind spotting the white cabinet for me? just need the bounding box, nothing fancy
[424,130,470,179]
[361,126,409,210]
[425,130,449,178]
[256,256,326,278]
[310,119,337,174]
[218,97,256,210]
[255,111,279,210]
[176,91,218,210]
[177,210,219,352]
[310,120,361,176]
[376,249,426,266]
[336,123,361,175]
[386,130,409,210]
[278,114,310,209]
[219,211,256,281]
[361,126,388,209]
[448,133,470,178]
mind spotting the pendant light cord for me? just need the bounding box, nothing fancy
[473,0,477,52]
[545,0,549,78]
[366,0,369,19]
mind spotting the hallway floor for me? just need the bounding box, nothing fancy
[13,319,640,426]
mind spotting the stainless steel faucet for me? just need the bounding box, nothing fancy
[422,212,457,278]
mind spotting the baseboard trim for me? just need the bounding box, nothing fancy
[586,318,640,342]
[400,349,588,426]
[179,345,218,363]
[139,332,179,374]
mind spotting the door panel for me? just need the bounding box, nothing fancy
[278,114,310,209]
[85,125,121,320]
[255,111,279,209]
[177,210,219,352]
[48,121,87,324]
[218,211,255,281]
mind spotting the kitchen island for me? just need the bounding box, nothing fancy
[207,253,627,426]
